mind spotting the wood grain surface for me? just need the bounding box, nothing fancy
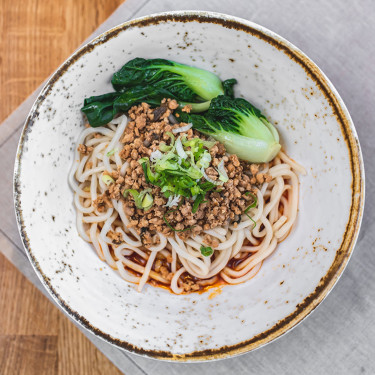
[0,1,124,374]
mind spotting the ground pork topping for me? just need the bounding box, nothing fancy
[93,193,113,212]
[107,230,124,245]
[108,101,271,246]
[77,144,93,155]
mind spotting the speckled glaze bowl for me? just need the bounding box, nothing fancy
[14,11,364,361]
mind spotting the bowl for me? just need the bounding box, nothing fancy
[14,11,364,361]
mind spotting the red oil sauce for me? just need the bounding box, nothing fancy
[144,253,261,296]
[103,239,263,296]
[125,253,147,266]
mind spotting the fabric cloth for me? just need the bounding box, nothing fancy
[1,0,374,374]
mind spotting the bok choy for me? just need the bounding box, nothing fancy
[112,58,224,103]
[180,96,281,163]
[81,58,237,127]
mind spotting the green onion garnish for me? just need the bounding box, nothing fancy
[140,160,152,184]
[244,192,257,229]
[138,135,217,213]
[165,131,175,145]
[106,149,117,157]
[192,194,205,213]
[101,174,115,185]
[159,142,172,152]
[141,193,153,210]
[200,246,213,257]
[124,188,153,210]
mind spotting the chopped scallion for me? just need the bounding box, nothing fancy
[101,174,115,185]
[138,135,218,212]
[244,192,258,229]
[200,246,213,257]
[124,188,153,210]
[106,149,117,157]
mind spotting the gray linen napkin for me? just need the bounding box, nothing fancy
[1,0,374,374]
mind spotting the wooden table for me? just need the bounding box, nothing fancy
[0,1,124,373]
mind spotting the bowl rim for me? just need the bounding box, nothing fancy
[13,10,365,362]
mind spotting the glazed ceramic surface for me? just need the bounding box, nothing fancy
[14,11,364,361]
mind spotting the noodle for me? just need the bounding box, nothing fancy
[69,115,306,294]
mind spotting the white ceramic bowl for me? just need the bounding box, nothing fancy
[14,11,364,361]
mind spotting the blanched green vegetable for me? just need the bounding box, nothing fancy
[81,58,237,127]
[112,58,224,102]
[81,86,171,127]
[181,96,281,163]
[222,78,237,98]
